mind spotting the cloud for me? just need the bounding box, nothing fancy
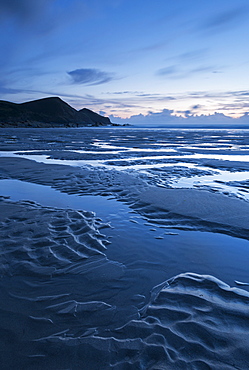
[233,90,249,97]
[105,91,143,95]
[201,6,248,33]
[176,49,208,62]
[0,85,24,95]
[135,93,176,101]
[0,0,91,41]
[0,0,52,24]
[67,68,115,86]
[132,41,168,54]
[164,49,208,65]
[191,104,202,110]
[157,66,177,77]
[65,89,249,119]
[157,65,215,79]
[110,108,249,127]
[110,109,180,126]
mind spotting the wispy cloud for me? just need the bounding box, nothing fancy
[0,0,59,36]
[201,6,248,33]
[0,0,49,21]
[131,41,169,54]
[157,64,216,79]
[67,68,115,86]
[0,0,90,29]
[0,85,24,95]
[157,66,177,77]
[164,49,208,64]
[105,91,143,95]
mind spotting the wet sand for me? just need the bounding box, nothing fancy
[0,128,249,369]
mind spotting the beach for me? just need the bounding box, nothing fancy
[1,127,249,369]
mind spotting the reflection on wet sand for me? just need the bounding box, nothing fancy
[0,128,249,369]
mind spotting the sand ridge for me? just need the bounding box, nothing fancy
[139,187,249,232]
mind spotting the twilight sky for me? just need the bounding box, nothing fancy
[1,0,249,125]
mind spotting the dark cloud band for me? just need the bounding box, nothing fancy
[67,68,114,85]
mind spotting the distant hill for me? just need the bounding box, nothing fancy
[0,97,116,127]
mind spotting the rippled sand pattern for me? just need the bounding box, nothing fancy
[29,274,249,369]
[0,201,110,276]
[110,273,249,369]
[0,128,249,369]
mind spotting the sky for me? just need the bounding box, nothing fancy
[1,0,249,126]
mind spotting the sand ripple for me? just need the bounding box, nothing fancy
[72,273,249,369]
[15,273,249,369]
[1,129,249,368]
[0,200,111,277]
[1,204,249,368]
